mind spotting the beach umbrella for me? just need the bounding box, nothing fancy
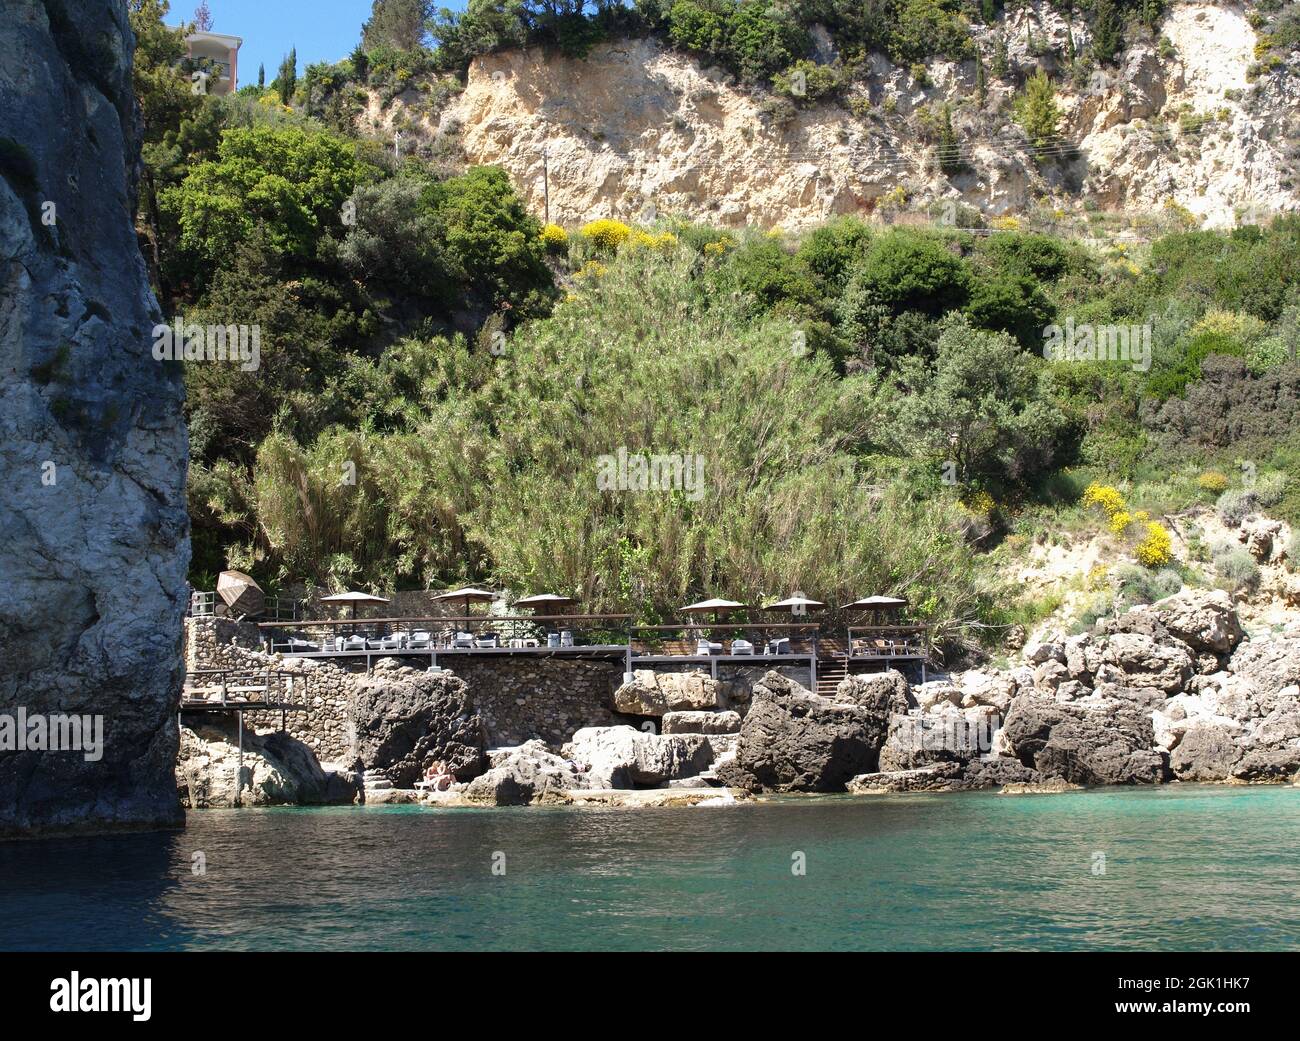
[513,593,579,614]
[319,590,391,619]
[431,586,499,617]
[762,595,827,615]
[842,594,908,626]
[680,597,749,625]
[841,595,908,610]
[217,569,264,618]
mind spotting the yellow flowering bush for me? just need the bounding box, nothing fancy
[630,229,678,253]
[702,238,734,258]
[574,260,607,280]
[961,490,996,516]
[1082,482,1127,518]
[991,215,1021,231]
[1197,470,1229,493]
[1135,522,1174,566]
[579,219,632,251]
[540,223,569,251]
[1084,481,1173,568]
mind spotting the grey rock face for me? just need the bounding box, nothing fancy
[612,669,728,715]
[0,0,189,836]
[1000,695,1167,785]
[563,726,714,787]
[177,723,360,807]
[718,671,906,793]
[848,758,1040,794]
[1229,636,1300,695]
[348,671,487,787]
[661,710,741,734]
[463,740,584,805]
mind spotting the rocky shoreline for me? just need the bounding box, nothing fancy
[177,590,1300,809]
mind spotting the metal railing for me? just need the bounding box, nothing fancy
[629,622,820,658]
[181,668,308,709]
[847,625,929,659]
[257,614,634,654]
[188,591,301,621]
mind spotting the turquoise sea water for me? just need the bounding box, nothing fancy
[2,785,1298,951]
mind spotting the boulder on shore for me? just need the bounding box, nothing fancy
[178,723,360,807]
[716,672,908,793]
[661,710,742,734]
[612,670,729,716]
[1000,694,1167,785]
[348,669,487,787]
[462,741,585,806]
[563,726,714,787]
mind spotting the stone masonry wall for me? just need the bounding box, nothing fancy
[185,618,627,758]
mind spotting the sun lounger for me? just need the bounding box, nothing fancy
[337,634,367,652]
[770,637,791,655]
[284,637,320,653]
[368,634,406,651]
[560,630,575,648]
[696,639,723,655]
[730,639,755,655]
[475,632,501,648]
[408,630,432,649]
[453,631,474,649]
[547,632,562,648]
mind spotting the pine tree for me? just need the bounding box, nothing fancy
[976,50,987,103]
[277,47,297,106]
[937,103,962,174]
[257,62,265,88]
[1092,0,1124,64]
[360,0,430,52]
[992,34,1010,80]
[1014,70,1061,159]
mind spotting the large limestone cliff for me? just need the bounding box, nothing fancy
[371,2,1299,230]
[0,0,189,836]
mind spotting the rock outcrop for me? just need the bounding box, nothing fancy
[462,741,586,806]
[0,0,189,837]
[348,667,487,787]
[717,671,907,793]
[358,4,1299,231]
[563,726,714,787]
[612,669,732,716]
[177,723,359,808]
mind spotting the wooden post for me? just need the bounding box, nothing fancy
[236,709,244,805]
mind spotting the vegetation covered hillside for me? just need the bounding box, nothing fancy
[132,1,1300,659]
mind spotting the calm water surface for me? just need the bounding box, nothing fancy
[2,785,1298,951]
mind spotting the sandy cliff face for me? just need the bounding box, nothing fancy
[378,2,1300,230]
[0,0,189,835]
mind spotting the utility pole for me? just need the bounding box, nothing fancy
[542,143,550,226]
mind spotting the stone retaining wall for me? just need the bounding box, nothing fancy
[184,618,629,755]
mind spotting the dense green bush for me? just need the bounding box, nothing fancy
[844,230,971,316]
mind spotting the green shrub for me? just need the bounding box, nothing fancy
[844,229,971,316]
[1114,563,1182,608]
[1213,546,1260,591]
[1254,471,1287,507]
[1217,487,1260,525]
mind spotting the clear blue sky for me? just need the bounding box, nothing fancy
[169,0,468,89]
